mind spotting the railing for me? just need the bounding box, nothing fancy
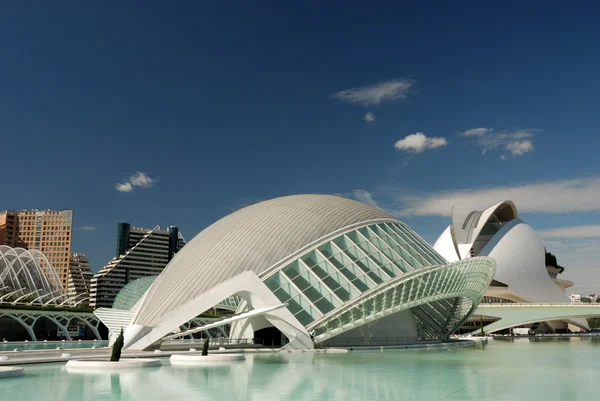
[168,337,291,347]
[479,302,600,307]
[323,336,412,346]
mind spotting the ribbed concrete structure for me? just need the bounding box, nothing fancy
[135,195,393,326]
[117,194,495,351]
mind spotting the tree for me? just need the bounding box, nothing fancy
[545,250,565,274]
[110,329,125,362]
[201,337,210,356]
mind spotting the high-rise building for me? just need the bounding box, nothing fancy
[0,210,73,288]
[0,211,18,247]
[67,253,93,306]
[90,223,185,308]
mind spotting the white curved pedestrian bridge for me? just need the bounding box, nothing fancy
[477,303,600,333]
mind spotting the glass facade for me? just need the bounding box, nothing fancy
[311,257,495,342]
[262,221,454,328]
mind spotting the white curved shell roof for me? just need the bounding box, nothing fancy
[480,219,571,303]
[452,200,517,245]
[134,194,394,325]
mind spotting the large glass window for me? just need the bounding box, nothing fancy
[306,249,360,302]
[281,260,342,315]
[263,272,321,325]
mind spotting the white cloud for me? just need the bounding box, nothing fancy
[115,182,133,193]
[394,133,448,153]
[538,225,600,239]
[459,127,537,157]
[353,190,380,208]
[331,78,413,106]
[364,112,375,122]
[459,127,490,137]
[115,171,157,193]
[389,176,600,217]
[130,172,156,188]
[506,140,534,156]
[500,155,506,160]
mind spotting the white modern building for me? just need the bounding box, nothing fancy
[433,200,589,333]
[89,223,185,309]
[96,195,496,351]
[67,253,93,306]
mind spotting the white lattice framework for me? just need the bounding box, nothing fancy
[310,257,496,343]
[0,245,67,305]
[0,308,102,340]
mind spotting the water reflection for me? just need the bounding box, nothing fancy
[4,340,600,401]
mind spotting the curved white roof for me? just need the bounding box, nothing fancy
[134,194,395,325]
[451,200,517,246]
[481,219,571,302]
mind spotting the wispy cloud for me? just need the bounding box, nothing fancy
[458,127,537,157]
[538,225,600,239]
[459,127,490,137]
[394,133,447,153]
[352,190,380,208]
[364,112,375,122]
[75,226,96,231]
[115,172,158,193]
[331,78,414,106]
[374,176,600,217]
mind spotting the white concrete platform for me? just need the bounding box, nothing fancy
[0,366,25,378]
[65,358,162,372]
[170,353,245,365]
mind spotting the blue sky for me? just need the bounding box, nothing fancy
[1,2,599,292]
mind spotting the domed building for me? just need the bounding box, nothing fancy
[433,201,589,333]
[103,195,495,350]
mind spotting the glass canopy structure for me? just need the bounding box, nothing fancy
[103,195,495,351]
[261,221,494,343]
[0,245,67,305]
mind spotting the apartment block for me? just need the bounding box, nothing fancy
[89,223,185,308]
[67,253,93,306]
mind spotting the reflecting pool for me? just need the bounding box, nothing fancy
[0,340,108,352]
[3,338,599,401]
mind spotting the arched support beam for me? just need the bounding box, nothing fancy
[67,316,102,340]
[0,313,37,341]
[122,271,313,351]
[0,288,25,302]
[12,289,42,305]
[477,304,600,333]
[43,292,69,306]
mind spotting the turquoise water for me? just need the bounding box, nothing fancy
[3,338,598,400]
[0,340,108,352]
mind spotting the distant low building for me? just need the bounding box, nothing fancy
[67,253,93,306]
[570,293,582,305]
[89,223,185,309]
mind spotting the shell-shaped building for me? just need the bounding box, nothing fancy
[433,201,588,332]
[112,195,495,350]
[0,245,67,305]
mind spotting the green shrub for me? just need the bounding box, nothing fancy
[201,338,209,356]
[110,329,125,362]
